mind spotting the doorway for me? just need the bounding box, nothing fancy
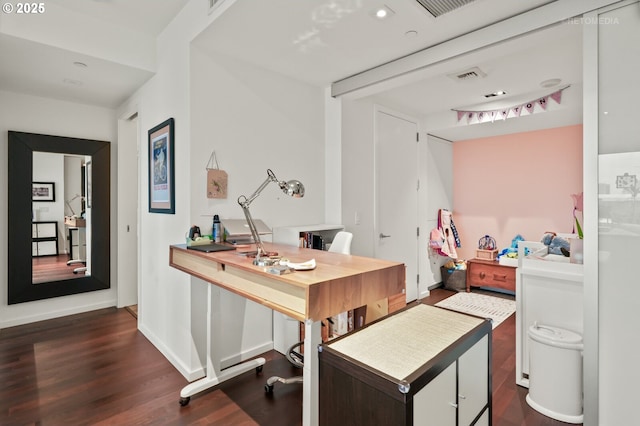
[374,107,419,303]
[117,113,139,313]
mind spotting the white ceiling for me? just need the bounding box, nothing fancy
[0,0,191,108]
[0,0,584,140]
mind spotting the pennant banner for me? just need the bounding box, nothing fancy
[452,85,569,125]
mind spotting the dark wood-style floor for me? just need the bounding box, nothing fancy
[33,254,85,284]
[0,289,573,425]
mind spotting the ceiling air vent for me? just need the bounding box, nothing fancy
[208,0,225,15]
[447,67,487,82]
[415,0,477,18]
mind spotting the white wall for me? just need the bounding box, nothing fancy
[421,134,455,288]
[341,98,454,297]
[190,48,325,368]
[341,98,376,257]
[117,0,207,379]
[586,2,640,424]
[33,152,65,252]
[118,0,326,380]
[0,90,117,328]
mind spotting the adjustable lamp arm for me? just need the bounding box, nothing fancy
[237,170,281,257]
[237,169,305,265]
[65,194,84,217]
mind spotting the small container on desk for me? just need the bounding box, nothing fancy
[475,249,498,261]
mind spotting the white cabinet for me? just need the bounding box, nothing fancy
[515,242,583,388]
[32,221,59,256]
[414,361,457,425]
[68,227,86,260]
[458,335,490,425]
[414,335,489,426]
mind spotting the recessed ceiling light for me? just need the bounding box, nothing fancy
[484,90,507,98]
[371,5,395,20]
[73,61,88,68]
[540,78,561,88]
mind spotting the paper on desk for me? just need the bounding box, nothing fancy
[286,259,316,270]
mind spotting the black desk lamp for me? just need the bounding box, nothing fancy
[238,169,305,266]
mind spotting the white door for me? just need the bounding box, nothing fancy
[117,114,139,308]
[375,108,419,302]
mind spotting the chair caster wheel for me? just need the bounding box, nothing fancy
[256,365,263,374]
[179,396,190,406]
[265,384,274,393]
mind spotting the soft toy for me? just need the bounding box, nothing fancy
[542,232,571,255]
[498,234,526,259]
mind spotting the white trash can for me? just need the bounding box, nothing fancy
[526,323,583,424]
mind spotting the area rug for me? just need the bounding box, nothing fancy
[434,292,515,329]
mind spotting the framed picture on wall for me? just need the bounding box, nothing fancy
[148,118,175,214]
[32,182,55,202]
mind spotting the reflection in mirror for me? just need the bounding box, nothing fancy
[599,152,640,233]
[8,131,110,304]
[31,152,92,284]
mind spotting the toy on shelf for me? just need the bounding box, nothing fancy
[476,235,498,260]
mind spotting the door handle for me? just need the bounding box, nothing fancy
[379,233,391,239]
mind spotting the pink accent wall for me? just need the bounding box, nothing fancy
[453,124,583,260]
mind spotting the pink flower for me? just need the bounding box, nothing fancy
[571,192,583,212]
[571,192,584,239]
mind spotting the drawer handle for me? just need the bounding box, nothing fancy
[479,272,486,279]
[449,402,458,408]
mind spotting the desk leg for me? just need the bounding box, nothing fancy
[180,285,266,404]
[302,319,321,426]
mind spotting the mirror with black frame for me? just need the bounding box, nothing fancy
[8,131,110,304]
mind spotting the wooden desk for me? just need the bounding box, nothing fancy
[169,243,405,426]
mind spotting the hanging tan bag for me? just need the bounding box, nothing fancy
[206,151,228,199]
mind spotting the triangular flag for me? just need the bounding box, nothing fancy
[477,111,484,122]
[525,102,535,114]
[538,96,549,110]
[467,112,475,124]
[512,106,522,117]
[550,89,563,104]
[500,110,509,120]
[489,111,496,122]
[457,110,465,121]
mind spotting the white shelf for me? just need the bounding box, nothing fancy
[271,224,344,354]
[273,224,344,249]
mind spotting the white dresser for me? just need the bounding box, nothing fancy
[515,242,584,388]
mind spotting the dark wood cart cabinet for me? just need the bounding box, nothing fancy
[319,304,492,425]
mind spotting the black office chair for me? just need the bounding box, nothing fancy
[264,232,352,393]
[264,341,304,392]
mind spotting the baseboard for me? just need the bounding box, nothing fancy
[221,342,274,370]
[138,324,273,382]
[428,282,444,290]
[419,288,432,300]
[0,299,117,329]
[138,323,205,382]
